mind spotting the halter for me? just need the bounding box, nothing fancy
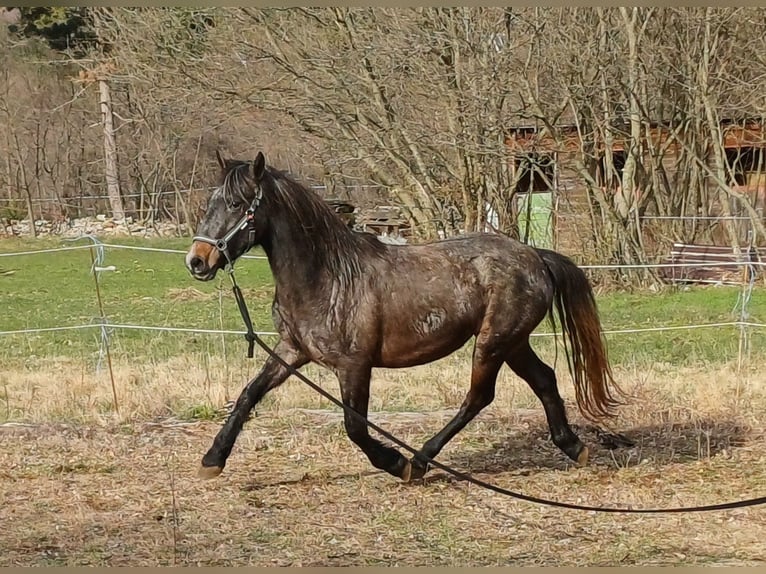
[192,188,262,271]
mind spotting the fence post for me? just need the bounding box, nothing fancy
[735,224,755,373]
[74,235,120,416]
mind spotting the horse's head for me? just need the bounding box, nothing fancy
[185,150,269,281]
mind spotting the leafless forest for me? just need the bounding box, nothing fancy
[2,7,766,264]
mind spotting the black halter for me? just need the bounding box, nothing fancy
[192,189,262,270]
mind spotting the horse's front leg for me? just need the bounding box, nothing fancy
[337,362,413,481]
[199,339,308,479]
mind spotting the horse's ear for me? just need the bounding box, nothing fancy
[252,152,266,181]
[215,149,226,170]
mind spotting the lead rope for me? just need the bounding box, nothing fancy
[222,265,766,513]
[195,201,259,358]
[228,270,256,359]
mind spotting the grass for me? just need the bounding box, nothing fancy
[0,236,275,364]
[1,235,766,566]
[1,394,765,566]
[2,236,764,369]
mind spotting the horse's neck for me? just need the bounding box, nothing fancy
[262,207,353,296]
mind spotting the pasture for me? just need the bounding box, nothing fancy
[1,236,766,566]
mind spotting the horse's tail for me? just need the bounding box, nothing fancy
[536,248,625,422]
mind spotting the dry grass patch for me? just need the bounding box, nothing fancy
[1,406,765,566]
[2,352,766,426]
[165,287,215,302]
[2,353,766,566]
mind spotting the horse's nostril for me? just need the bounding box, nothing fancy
[189,256,206,273]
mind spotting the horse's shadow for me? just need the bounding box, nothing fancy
[439,418,752,479]
[239,417,753,491]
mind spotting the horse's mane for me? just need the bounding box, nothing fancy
[221,160,386,283]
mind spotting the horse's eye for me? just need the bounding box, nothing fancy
[229,201,243,210]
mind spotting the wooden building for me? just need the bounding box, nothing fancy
[503,120,766,279]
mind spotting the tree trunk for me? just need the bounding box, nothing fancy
[11,133,36,237]
[698,8,740,252]
[99,78,125,221]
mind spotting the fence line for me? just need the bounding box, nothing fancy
[0,320,756,339]
[0,239,761,343]
[0,242,268,260]
[0,241,762,268]
[0,190,205,203]
[578,245,762,269]
[0,235,761,418]
[0,324,98,336]
[2,200,753,212]
[639,215,754,221]
[0,244,94,257]
[580,261,763,270]
[98,243,269,260]
[0,182,387,206]
[0,239,761,383]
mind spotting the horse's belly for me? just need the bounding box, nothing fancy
[376,312,476,368]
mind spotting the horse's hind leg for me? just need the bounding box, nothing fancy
[407,340,504,480]
[505,340,588,465]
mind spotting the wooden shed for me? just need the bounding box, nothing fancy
[503,119,766,261]
[357,206,410,238]
[324,198,356,228]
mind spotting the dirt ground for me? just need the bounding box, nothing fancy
[2,406,765,567]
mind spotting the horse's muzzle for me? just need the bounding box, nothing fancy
[186,243,220,281]
[187,258,217,281]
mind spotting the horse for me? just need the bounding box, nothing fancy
[185,150,625,482]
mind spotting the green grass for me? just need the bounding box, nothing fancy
[1,236,764,368]
[0,236,275,365]
[593,286,766,366]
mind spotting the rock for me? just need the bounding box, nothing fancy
[1,216,188,239]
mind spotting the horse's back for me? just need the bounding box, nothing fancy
[385,232,549,285]
[370,233,554,367]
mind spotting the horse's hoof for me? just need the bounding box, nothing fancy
[198,464,223,479]
[410,464,427,481]
[400,460,413,483]
[401,458,428,483]
[576,446,589,466]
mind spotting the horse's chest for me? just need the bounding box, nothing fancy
[272,299,310,337]
[271,298,350,363]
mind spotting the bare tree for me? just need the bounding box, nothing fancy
[5,7,766,260]
[99,7,546,237]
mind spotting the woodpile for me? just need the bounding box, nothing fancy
[657,242,762,285]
